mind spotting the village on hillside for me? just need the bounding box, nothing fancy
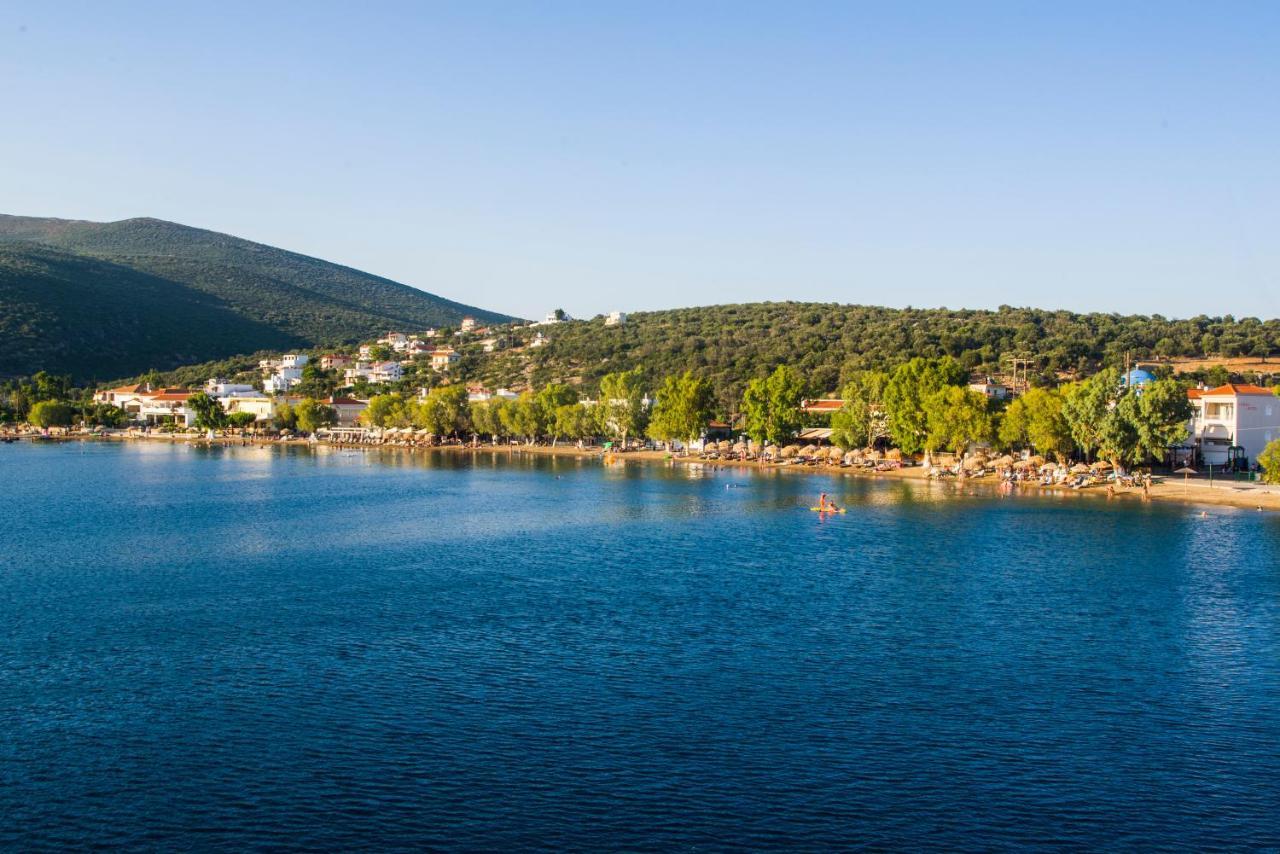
[2,301,1277,491]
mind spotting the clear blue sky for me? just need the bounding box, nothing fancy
[2,2,1278,320]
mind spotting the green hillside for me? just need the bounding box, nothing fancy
[0,214,515,380]
[493,303,1280,408]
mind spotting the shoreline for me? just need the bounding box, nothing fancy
[11,431,1280,513]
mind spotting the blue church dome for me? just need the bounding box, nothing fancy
[1123,368,1155,387]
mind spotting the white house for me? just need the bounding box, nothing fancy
[605,311,627,326]
[529,332,549,349]
[223,396,277,423]
[264,369,303,394]
[320,354,353,370]
[378,332,409,351]
[137,390,196,427]
[968,379,1010,400]
[467,384,493,402]
[1186,383,1280,467]
[344,361,403,385]
[431,348,460,371]
[460,317,477,333]
[205,380,260,399]
[323,396,368,426]
[480,338,501,353]
[281,354,309,369]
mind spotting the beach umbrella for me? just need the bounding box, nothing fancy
[1070,463,1090,474]
[798,445,816,458]
[717,440,732,452]
[963,456,985,471]
[843,451,860,465]
[1090,461,1113,471]
[732,441,747,454]
[866,449,883,461]
[1040,462,1057,473]
[781,445,800,458]
[991,454,1014,468]
[885,448,903,461]
[1175,465,1197,495]
[827,446,844,462]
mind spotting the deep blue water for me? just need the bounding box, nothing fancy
[2,441,1279,850]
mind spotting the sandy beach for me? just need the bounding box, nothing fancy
[13,429,1278,514]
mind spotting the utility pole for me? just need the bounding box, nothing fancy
[1006,354,1033,396]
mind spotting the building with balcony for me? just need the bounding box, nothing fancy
[1186,384,1280,468]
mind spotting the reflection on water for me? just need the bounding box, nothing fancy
[2,441,1279,850]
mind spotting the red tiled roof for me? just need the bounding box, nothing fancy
[707,420,730,428]
[326,397,365,406]
[1187,388,1205,400]
[802,398,844,413]
[1201,383,1274,397]
[150,392,192,401]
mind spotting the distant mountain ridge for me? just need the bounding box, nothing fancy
[0,214,515,380]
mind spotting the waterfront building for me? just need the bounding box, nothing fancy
[1185,383,1280,468]
[137,390,196,427]
[223,396,276,423]
[323,396,368,426]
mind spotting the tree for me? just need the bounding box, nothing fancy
[999,387,1071,459]
[1130,379,1192,464]
[597,369,649,447]
[741,365,805,445]
[274,402,297,431]
[830,370,889,450]
[1259,439,1280,485]
[81,402,128,428]
[511,393,544,443]
[923,386,993,454]
[294,398,337,433]
[360,394,409,428]
[882,357,966,454]
[1061,370,1117,461]
[553,403,594,443]
[187,392,227,430]
[469,400,497,439]
[227,411,258,430]
[298,362,337,398]
[648,371,715,449]
[28,400,74,428]
[412,385,471,437]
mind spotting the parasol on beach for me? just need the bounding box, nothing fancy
[1175,465,1197,495]
[1070,463,1091,474]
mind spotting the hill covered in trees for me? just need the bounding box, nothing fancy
[0,214,515,380]
[501,303,1279,409]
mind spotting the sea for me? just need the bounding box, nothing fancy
[2,441,1279,850]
